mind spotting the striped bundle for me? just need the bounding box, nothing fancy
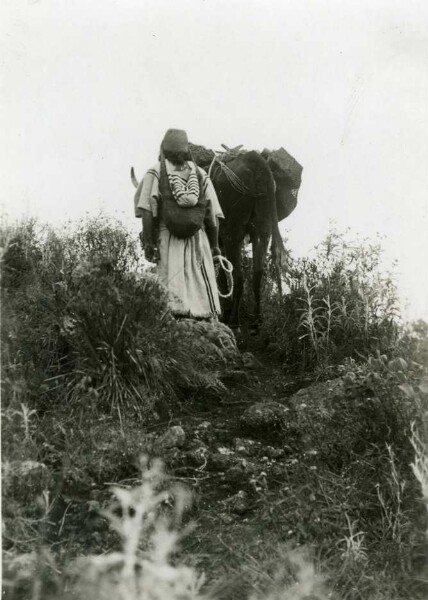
[168,170,200,207]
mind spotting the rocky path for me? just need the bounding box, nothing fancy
[45,338,318,585]
[155,343,316,581]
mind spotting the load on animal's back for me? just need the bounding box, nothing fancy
[190,143,302,224]
[189,143,303,329]
[262,146,303,221]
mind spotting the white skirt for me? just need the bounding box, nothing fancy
[156,223,221,318]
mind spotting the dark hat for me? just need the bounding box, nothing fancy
[162,129,189,153]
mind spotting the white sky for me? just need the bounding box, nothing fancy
[1,0,427,319]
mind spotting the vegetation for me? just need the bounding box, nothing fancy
[1,218,237,421]
[1,217,427,599]
[261,228,401,371]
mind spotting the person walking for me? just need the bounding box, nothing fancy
[134,128,223,319]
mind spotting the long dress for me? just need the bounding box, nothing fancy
[135,160,224,319]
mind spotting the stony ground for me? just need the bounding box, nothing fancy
[41,335,321,586]
[7,332,426,599]
[36,336,310,573]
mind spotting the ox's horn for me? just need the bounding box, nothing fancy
[221,144,243,153]
[130,167,139,189]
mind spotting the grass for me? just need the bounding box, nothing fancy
[1,217,427,599]
[1,217,238,423]
[260,227,401,372]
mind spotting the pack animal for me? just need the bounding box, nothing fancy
[208,151,293,329]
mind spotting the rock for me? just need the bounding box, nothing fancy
[270,463,287,480]
[185,446,208,467]
[241,402,289,433]
[217,446,235,455]
[290,378,343,412]
[154,426,186,452]
[194,421,214,443]
[264,446,285,459]
[213,427,234,444]
[233,438,263,457]
[241,352,262,370]
[87,500,101,513]
[220,514,235,525]
[224,460,258,484]
[224,490,250,514]
[18,460,47,478]
[220,369,251,384]
[208,452,239,472]
[266,342,280,353]
[288,378,345,452]
[224,464,245,484]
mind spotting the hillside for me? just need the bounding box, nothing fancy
[1,217,427,600]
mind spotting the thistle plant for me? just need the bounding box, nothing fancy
[71,456,204,600]
[14,403,37,441]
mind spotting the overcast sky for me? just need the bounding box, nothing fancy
[1,0,427,318]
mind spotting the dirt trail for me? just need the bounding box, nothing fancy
[45,335,312,580]
[165,337,313,579]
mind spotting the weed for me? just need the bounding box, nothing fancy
[2,217,426,600]
[262,228,400,370]
[3,456,334,600]
[1,217,237,424]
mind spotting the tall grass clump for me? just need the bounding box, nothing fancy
[1,216,238,425]
[262,228,401,370]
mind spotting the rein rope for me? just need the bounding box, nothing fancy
[213,254,234,299]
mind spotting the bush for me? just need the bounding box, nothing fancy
[257,354,428,598]
[1,217,238,424]
[1,216,240,565]
[261,228,401,370]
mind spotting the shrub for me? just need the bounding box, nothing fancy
[261,228,401,370]
[266,352,428,597]
[1,217,238,424]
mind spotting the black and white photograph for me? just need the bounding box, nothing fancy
[1,1,427,598]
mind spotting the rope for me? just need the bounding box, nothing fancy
[213,254,234,299]
[210,155,264,198]
[221,162,251,196]
[207,152,218,179]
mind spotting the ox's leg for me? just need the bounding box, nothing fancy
[223,228,246,330]
[252,231,270,330]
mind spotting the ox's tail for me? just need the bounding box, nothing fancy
[266,164,289,295]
